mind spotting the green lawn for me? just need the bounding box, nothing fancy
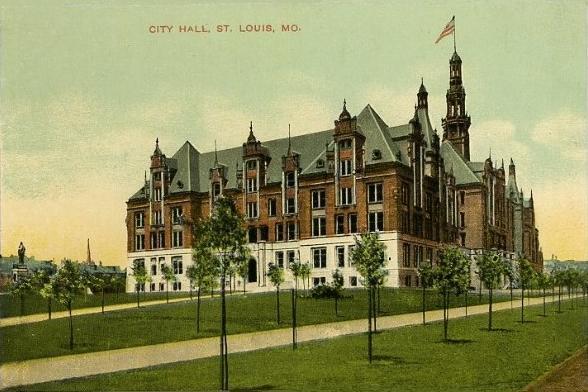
[0,288,513,363]
[0,291,192,318]
[12,301,587,392]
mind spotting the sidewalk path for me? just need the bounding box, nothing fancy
[0,295,210,327]
[1,294,580,389]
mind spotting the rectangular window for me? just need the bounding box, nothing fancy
[135,234,145,251]
[336,246,345,268]
[275,223,284,241]
[405,275,412,287]
[286,172,295,187]
[153,172,161,182]
[158,231,165,248]
[213,182,221,198]
[460,191,465,205]
[260,226,269,241]
[313,277,327,287]
[368,212,384,232]
[150,259,157,275]
[247,177,257,193]
[247,202,258,218]
[150,282,156,292]
[246,160,257,170]
[150,232,157,249]
[311,189,326,209]
[172,230,183,248]
[286,198,296,214]
[275,251,284,268]
[348,245,355,267]
[312,247,327,268]
[348,214,358,233]
[339,139,352,149]
[460,212,465,228]
[425,192,433,213]
[414,246,421,267]
[135,212,144,228]
[172,256,183,274]
[403,243,411,267]
[154,187,162,201]
[349,276,358,287]
[340,187,353,205]
[312,217,326,237]
[287,222,297,240]
[287,250,296,267]
[426,247,433,265]
[401,182,410,205]
[159,282,165,291]
[268,198,277,217]
[401,211,410,233]
[335,214,345,234]
[153,210,162,226]
[248,227,258,243]
[340,159,352,176]
[171,207,183,225]
[368,183,383,203]
[133,258,145,270]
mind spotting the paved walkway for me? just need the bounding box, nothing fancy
[0,295,214,327]
[1,294,578,389]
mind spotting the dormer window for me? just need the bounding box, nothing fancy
[340,160,352,176]
[247,177,257,193]
[153,172,161,181]
[154,188,162,201]
[246,160,257,170]
[339,139,352,150]
[213,182,221,198]
[372,149,382,160]
[316,159,325,169]
[286,172,295,187]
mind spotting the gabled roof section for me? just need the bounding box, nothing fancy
[467,161,485,181]
[170,141,200,193]
[440,141,481,185]
[416,107,437,150]
[357,104,400,165]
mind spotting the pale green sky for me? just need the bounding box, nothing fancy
[1,0,586,264]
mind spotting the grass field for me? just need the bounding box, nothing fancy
[0,288,514,363]
[11,300,587,392]
[0,291,192,318]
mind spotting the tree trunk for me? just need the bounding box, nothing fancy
[166,282,169,304]
[488,287,493,331]
[189,284,193,301]
[372,286,377,333]
[136,286,140,308]
[465,290,469,318]
[377,286,381,315]
[443,289,449,341]
[510,281,513,310]
[196,286,201,334]
[291,288,297,350]
[543,287,546,317]
[101,288,105,314]
[243,277,246,293]
[422,284,426,325]
[558,285,561,313]
[367,285,373,363]
[48,297,52,320]
[68,302,74,350]
[521,284,525,323]
[220,274,228,391]
[276,287,281,324]
[20,294,24,317]
[478,282,482,304]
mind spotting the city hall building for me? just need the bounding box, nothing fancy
[125,50,543,293]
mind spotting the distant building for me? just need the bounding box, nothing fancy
[125,49,542,293]
[0,256,56,291]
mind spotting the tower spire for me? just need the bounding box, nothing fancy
[287,124,292,155]
[214,140,219,166]
[86,238,91,264]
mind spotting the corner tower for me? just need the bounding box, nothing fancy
[442,51,472,161]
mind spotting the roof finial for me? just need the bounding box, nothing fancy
[287,124,292,155]
[153,137,162,155]
[343,99,347,110]
[214,140,218,166]
[247,121,256,143]
[501,158,504,169]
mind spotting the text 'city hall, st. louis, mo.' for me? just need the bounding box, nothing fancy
[125,49,542,294]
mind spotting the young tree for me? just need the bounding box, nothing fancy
[161,264,176,304]
[31,269,54,319]
[9,275,33,317]
[502,258,516,309]
[552,267,565,313]
[194,196,248,391]
[237,261,248,293]
[299,262,311,297]
[131,261,150,308]
[289,261,302,294]
[350,232,386,363]
[187,239,219,334]
[517,258,535,323]
[432,247,470,341]
[332,269,344,316]
[267,262,285,324]
[91,273,111,314]
[53,260,83,350]
[536,271,551,317]
[111,274,125,300]
[417,261,434,325]
[476,251,504,331]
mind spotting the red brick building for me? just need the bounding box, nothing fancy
[126,50,542,293]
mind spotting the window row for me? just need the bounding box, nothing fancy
[134,230,183,251]
[134,207,183,228]
[401,243,434,268]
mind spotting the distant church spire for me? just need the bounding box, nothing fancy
[86,238,92,264]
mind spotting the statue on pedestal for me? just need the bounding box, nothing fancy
[17,242,26,265]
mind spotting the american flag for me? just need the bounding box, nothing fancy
[435,16,455,44]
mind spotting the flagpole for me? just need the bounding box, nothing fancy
[453,16,456,52]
